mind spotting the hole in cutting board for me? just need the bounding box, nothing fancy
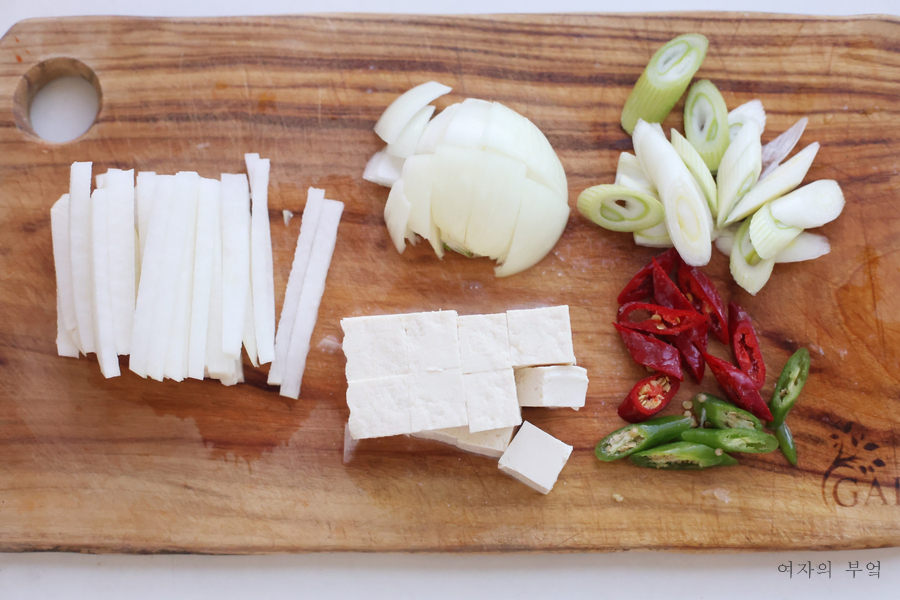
[13,57,102,143]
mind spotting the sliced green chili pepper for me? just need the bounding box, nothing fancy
[679,428,778,454]
[774,422,798,466]
[629,442,737,470]
[768,348,811,428]
[595,415,693,462]
[691,393,763,431]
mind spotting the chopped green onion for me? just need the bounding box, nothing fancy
[615,152,658,198]
[577,184,664,232]
[749,203,802,259]
[730,218,774,295]
[633,120,712,265]
[761,117,808,179]
[769,180,845,229]
[713,222,740,257]
[724,142,819,225]
[728,100,766,142]
[633,220,673,248]
[620,33,709,135]
[774,232,830,263]
[671,129,717,217]
[684,80,730,171]
[716,119,762,229]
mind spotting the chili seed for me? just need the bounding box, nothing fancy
[612,493,624,503]
[715,448,724,456]
[682,400,693,409]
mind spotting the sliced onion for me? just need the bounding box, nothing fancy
[494,179,569,277]
[416,103,459,154]
[363,149,405,188]
[384,180,413,254]
[401,154,443,258]
[386,105,435,159]
[633,119,712,266]
[728,100,766,142]
[442,98,493,149]
[463,153,527,259]
[715,119,761,229]
[774,232,830,263]
[634,220,673,248]
[374,81,451,144]
[724,142,818,225]
[760,117,807,179]
[769,180,844,229]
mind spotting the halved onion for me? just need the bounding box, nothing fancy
[416,103,460,155]
[374,81,451,144]
[577,184,664,232]
[442,98,493,149]
[494,180,569,277]
[387,105,435,159]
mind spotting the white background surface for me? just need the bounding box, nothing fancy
[2,1,899,598]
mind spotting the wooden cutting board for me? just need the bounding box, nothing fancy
[1,12,899,553]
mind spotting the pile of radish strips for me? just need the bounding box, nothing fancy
[578,33,845,295]
[363,81,570,277]
[51,156,342,396]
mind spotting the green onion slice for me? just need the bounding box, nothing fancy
[749,203,803,260]
[577,184,664,232]
[730,218,774,295]
[615,152,658,198]
[671,129,717,218]
[728,100,766,142]
[620,33,709,135]
[769,180,845,229]
[684,80,731,171]
[633,219,673,248]
[716,119,762,229]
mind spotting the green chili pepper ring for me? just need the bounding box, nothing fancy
[774,422,798,466]
[629,441,737,470]
[680,428,778,454]
[768,348,811,429]
[691,394,763,431]
[595,415,693,462]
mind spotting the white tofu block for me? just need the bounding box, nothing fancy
[515,366,589,410]
[464,368,522,433]
[347,374,412,439]
[409,368,467,432]
[506,305,576,368]
[404,310,460,372]
[341,314,408,382]
[457,313,511,373]
[413,426,514,459]
[498,421,572,495]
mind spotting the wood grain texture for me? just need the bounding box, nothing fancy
[1,13,899,553]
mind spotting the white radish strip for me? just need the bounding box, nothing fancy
[164,172,201,382]
[129,175,175,377]
[105,169,136,355]
[89,188,120,378]
[268,187,325,386]
[68,161,95,353]
[220,173,251,359]
[136,172,157,261]
[220,359,243,386]
[760,117,808,179]
[280,199,344,399]
[416,103,459,155]
[374,80,451,144]
[187,178,219,380]
[242,286,259,367]
[386,105,435,158]
[246,155,276,365]
[362,149,405,188]
[56,287,79,358]
[205,185,232,379]
[95,173,107,189]
[50,193,81,352]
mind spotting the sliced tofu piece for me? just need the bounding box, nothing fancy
[403,310,460,372]
[50,193,80,353]
[463,368,521,433]
[105,168,136,355]
[68,161,95,354]
[89,188,120,378]
[498,421,572,495]
[514,366,588,410]
[506,305,575,368]
[457,313,511,374]
[341,313,409,383]
[413,426,514,459]
[347,374,412,439]
[409,368,467,432]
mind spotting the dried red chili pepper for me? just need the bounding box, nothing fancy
[652,258,695,313]
[673,321,707,383]
[703,352,774,421]
[617,372,681,423]
[617,302,706,336]
[617,248,679,304]
[728,302,766,389]
[613,322,683,381]
[677,263,729,344]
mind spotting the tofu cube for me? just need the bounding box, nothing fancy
[413,426,515,459]
[506,306,576,368]
[457,313,512,373]
[404,310,460,372]
[341,314,408,382]
[463,368,522,433]
[409,368,467,432]
[347,374,411,439]
[514,366,589,410]
[498,421,572,494]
